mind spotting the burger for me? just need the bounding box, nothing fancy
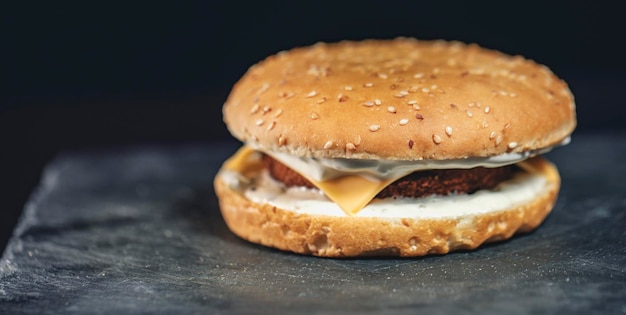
[214,38,576,257]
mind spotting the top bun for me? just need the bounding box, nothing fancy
[223,38,576,160]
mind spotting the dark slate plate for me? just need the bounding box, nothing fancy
[1,134,625,314]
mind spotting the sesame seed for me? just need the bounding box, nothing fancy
[433,67,440,74]
[415,113,424,120]
[262,106,271,114]
[413,104,421,110]
[250,104,260,114]
[374,99,382,105]
[399,118,409,125]
[510,92,518,98]
[369,124,381,132]
[421,87,430,93]
[274,108,283,118]
[489,131,497,139]
[387,106,397,113]
[504,123,511,129]
[278,135,286,146]
[339,95,349,102]
[499,90,508,96]
[323,141,333,149]
[432,134,442,144]
[445,126,453,137]
[431,84,438,89]
[484,106,491,114]
[255,119,264,126]
[495,135,502,146]
[409,86,419,92]
[394,90,409,98]
[378,73,388,79]
[466,110,473,117]
[408,139,414,149]
[407,100,418,105]
[306,90,317,98]
[468,102,476,107]
[508,142,518,149]
[317,97,326,104]
[364,82,374,87]
[310,112,319,120]
[258,83,270,94]
[413,73,424,79]
[279,91,293,99]
[363,101,374,107]
[344,86,353,91]
[354,135,362,145]
[346,143,356,151]
[267,121,276,131]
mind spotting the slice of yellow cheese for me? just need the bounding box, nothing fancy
[224,145,263,174]
[223,146,401,216]
[311,173,397,216]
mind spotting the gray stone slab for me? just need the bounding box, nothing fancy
[1,135,625,314]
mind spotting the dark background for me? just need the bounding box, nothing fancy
[1,1,625,252]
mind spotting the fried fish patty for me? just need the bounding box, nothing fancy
[262,155,516,199]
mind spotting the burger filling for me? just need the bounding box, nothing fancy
[223,145,554,216]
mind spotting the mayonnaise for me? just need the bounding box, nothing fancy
[262,137,569,182]
[223,170,550,219]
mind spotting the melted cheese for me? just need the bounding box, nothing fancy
[308,173,398,215]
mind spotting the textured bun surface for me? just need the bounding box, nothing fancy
[223,38,576,160]
[214,157,560,257]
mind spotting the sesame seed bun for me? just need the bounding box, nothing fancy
[223,38,576,160]
[214,156,560,257]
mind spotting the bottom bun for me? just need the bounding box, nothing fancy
[214,156,560,257]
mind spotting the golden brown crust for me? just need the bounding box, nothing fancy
[223,38,576,160]
[214,156,560,257]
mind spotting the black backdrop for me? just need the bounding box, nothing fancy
[2,1,624,251]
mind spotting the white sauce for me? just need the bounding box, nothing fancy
[262,137,570,182]
[221,169,550,219]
